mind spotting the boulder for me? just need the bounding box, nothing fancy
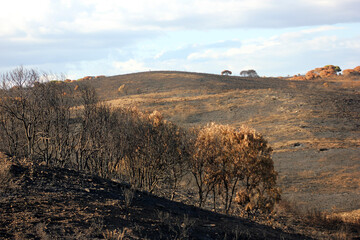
[342,69,360,76]
[319,68,337,78]
[305,70,320,80]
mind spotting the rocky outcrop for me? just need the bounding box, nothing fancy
[305,70,320,80]
[343,66,360,76]
[305,65,341,80]
[289,74,306,80]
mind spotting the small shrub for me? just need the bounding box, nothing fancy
[117,84,127,95]
[191,123,280,213]
[103,228,127,240]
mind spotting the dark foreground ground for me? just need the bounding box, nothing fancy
[0,154,311,240]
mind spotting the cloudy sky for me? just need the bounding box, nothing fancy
[1,0,360,78]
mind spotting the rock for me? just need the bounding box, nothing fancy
[343,69,360,76]
[305,70,320,80]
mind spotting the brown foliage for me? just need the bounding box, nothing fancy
[0,67,282,216]
[191,123,280,213]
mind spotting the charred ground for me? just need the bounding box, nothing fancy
[1,70,360,239]
[0,154,309,240]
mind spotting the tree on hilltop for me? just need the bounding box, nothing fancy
[221,70,232,76]
[240,70,259,77]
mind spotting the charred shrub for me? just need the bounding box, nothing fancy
[191,123,280,213]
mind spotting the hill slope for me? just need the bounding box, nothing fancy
[0,154,309,240]
[80,71,360,214]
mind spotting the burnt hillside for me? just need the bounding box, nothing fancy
[0,154,308,239]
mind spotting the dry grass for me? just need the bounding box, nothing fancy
[61,71,360,232]
[76,71,360,215]
[272,200,360,239]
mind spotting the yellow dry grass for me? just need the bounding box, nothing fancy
[83,71,360,213]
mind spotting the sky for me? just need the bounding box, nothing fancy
[0,0,360,79]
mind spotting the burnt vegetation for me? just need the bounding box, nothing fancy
[0,67,280,214]
[1,67,359,239]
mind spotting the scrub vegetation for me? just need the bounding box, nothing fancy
[0,66,359,239]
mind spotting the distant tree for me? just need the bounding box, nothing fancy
[221,70,232,76]
[240,70,259,78]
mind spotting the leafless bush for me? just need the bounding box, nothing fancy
[157,210,195,239]
[0,67,76,164]
[0,66,280,216]
[113,109,191,194]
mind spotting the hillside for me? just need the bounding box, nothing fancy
[81,71,360,214]
[0,153,309,239]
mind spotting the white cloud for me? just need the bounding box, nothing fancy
[1,0,360,37]
[112,59,148,73]
[0,0,51,36]
[182,25,360,76]
[0,0,359,77]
